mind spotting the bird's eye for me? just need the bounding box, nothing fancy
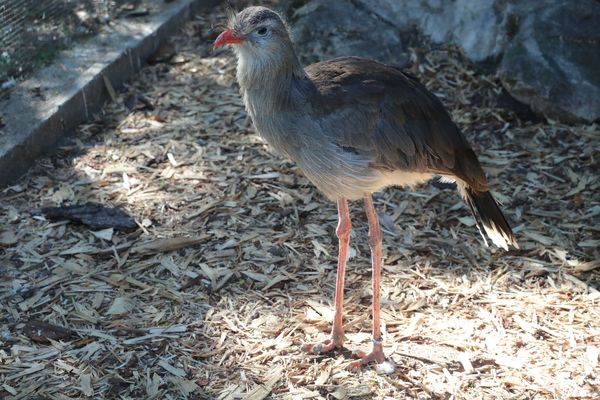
[256,27,268,36]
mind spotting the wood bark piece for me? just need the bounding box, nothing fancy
[23,320,75,343]
[42,202,137,231]
[130,235,208,255]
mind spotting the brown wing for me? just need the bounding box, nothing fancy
[305,56,488,191]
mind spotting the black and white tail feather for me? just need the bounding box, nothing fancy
[460,184,518,251]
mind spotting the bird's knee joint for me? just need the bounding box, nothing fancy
[368,230,382,248]
[336,221,352,240]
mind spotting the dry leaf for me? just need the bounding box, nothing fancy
[80,373,93,396]
[91,228,114,241]
[158,359,186,377]
[458,216,476,227]
[523,231,554,246]
[0,230,17,246]
[171,377,198,396]
[106,297,133,315]
[131,236,207,254]
[146,372,161,397]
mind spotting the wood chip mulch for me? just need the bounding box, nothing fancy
[0,3,598,399]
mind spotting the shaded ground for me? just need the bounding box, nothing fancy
[1,3,599,399]
[0,0,165,95]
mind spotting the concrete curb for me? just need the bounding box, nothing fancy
[0,0,219,188]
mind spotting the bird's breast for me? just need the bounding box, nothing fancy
[241,88,431,201]
[242,91,307,156]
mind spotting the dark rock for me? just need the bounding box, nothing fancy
[499,0,600,123]
[288,0,410,67]
[285,0,600,124]
[361,0,509,62]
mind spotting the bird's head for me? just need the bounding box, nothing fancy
[214,7,295,65]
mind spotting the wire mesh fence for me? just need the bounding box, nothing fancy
[0,0,124,90]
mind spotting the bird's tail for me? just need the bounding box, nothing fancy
[462,185,518,250]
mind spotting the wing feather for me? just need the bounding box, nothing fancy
[305,56,488,191]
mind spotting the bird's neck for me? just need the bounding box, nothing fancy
[236,47,307,115]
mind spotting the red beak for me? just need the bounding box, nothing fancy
[213,28,244,48]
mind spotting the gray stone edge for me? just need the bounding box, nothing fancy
[0,0,219,189]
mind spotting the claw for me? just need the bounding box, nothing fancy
[302,337,343,354]
[347,341,391,371]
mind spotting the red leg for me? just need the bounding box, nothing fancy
[303,197,351,354]
[348,194,388,368]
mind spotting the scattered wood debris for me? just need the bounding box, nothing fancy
[0,1,597,399]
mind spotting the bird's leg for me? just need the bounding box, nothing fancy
[348,194,387,368]
[330,197,351,346]
[303,198,351,354]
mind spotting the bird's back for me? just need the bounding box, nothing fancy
[304,56,489,192]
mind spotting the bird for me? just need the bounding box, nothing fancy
[214,6,518,369]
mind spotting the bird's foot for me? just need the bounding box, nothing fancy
[302,336,344,354]
[347,340,394,373]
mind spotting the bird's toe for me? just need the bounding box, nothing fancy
[347,343,393,372]
[302,338,341,354]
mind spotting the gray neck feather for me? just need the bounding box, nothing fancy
[235,42,308,116]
